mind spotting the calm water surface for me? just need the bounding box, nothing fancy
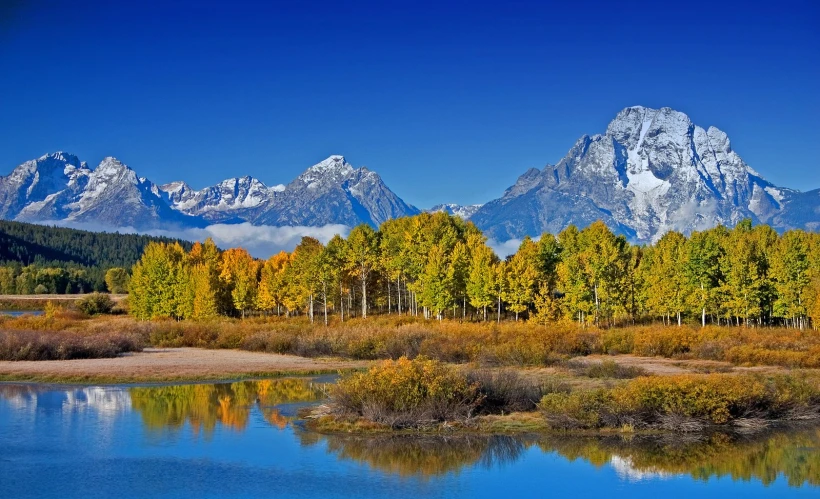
[0,310,44,317]
[1,379,819,498]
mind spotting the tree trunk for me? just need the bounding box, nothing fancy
[323,282,328,326]
[497,294,501,324]
[594,283,600,325]
[387,280,391,314]
[361,276,367,319]
[397,278,401,314]
[309,294,313,324]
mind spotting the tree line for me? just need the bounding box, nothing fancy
[0,220,191,294]
[128,213,820,328]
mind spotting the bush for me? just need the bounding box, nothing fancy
[76,293,115,315]
[330,356,481,428]
[539,389,618,430]
[565,359,647,379]
[538,373,820,431]
[0,329,145,360]
[466,369,546,413]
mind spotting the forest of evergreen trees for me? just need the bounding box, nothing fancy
[128,212,820,329]
[0,220,193,294]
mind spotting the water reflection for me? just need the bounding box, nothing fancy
[304,434,530,478]
[309,430,820,486]
[0,384,131,415]
[1,381,819,491]
[130,379,326,434]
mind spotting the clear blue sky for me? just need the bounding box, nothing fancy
[1,0,818,208]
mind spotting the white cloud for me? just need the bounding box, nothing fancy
[49,220,350,259]
[48,219,538,261]
[486,235,541,259]
[486,238,523,258]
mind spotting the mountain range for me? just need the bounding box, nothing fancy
[2,106,819,243]
[0,153,419,230]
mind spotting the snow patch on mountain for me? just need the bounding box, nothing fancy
[429,203,483,220]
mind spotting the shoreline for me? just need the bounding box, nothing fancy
[0,347,370,384]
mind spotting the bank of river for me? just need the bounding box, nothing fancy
[0,348,370,383]
[1,378,818,498]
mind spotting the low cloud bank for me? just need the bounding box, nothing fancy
[48,220,532,260]
[50,221,350,259]
[486,235,541,259]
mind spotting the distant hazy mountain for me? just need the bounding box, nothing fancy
[471,106,817,242]
[0,154,419,230]
[428,203,483,220]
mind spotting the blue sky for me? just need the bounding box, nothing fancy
[1,0,818,208]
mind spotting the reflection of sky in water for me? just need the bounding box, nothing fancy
[610,455,681,482]
[0,382,819,499]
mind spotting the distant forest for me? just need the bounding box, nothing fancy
[0,220,193,294]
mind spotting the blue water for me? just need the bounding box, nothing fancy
[0,310,44,317]
[1,380,818,498]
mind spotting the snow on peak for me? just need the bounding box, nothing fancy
[160,181,190,193]
[429,203,483,220]
[95,157,130,175]
[299,155,356,187]
[36,151,81,166]
[307,155,352,173]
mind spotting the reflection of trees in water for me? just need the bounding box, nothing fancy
[539,430,820,487]
[313,434,530,478]
[310,429,820,486]
[129,379,324,434]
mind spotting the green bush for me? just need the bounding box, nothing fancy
[75,293,115,315]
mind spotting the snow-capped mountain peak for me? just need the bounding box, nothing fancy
[298,155,355,187]
[429,203,484,220]
[470,105,817,242]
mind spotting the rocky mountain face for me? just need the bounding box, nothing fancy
[428,203,483,220]
[471,106,809,242]
[0,153,418,230]
[253,155,420,227]
[0,152,90,221]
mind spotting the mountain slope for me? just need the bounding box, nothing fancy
[63,157,204,228]
[252,155,420,226]
[471,106,806,242]
[0,219,194,268]
[0,152,91,222]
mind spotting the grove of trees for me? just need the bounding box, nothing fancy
[127,213,820,329]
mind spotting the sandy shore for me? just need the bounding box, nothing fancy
[0,348,370,383]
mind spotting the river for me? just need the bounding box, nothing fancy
[1,378,818,498]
